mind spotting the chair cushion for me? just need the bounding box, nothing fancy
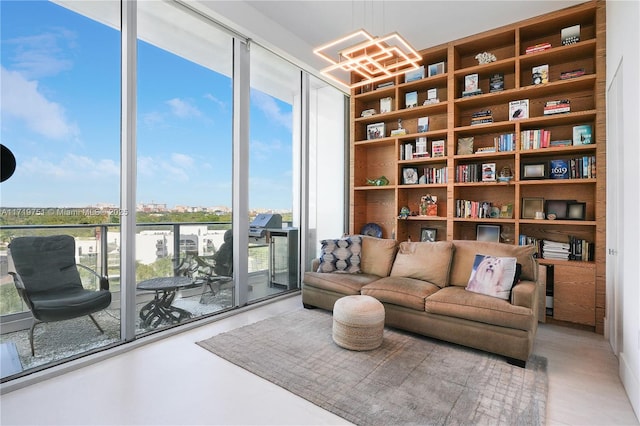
[425,286,534,331]
[303,271,378,295]
[389,241,454,288]
[361,276,439,311]
[360,236,398,277]
[29,288,112,322]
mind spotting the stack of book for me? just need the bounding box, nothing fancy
[542,240,571,260]
[471,110,493,126]
[525,42,552,54]
[560,68,586,80]
[544,100,571,115]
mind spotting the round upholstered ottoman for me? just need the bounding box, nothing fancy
[332,295,385,351]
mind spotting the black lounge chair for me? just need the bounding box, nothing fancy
[8,235,112,355]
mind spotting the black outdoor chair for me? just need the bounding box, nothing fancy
[8,235,112,356]
[174,229,233,303]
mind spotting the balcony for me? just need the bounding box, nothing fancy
[0,221,297,380]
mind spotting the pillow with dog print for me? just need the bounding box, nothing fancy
[465,254,517,300]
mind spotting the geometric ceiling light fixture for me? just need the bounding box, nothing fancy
[314,29,422,89]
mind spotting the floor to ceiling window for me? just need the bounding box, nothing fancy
[0,0,346,382]
[135,1,234,333]
[0,0,121,372]
[247,44,301,302]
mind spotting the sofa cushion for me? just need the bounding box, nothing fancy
[465,254,518,300]
[425,286,534,331]
[360,235,398,277]
[317,235,362,273]
[389,241,454,288]
[449,241,537,287]
[303,271,379,295]
[361,277,440,311]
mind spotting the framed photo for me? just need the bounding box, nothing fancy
[476,224,501,243]
[404,66,425,83]
[366,122,385,140]
[405,91,418,108]
[521,162,547,180]
[402,167,419,184]
[380,97,392,114]
[420,228,437,242]
[522,197,544,219]
[428,61,445,77]
[567,202,586,220]
[499,203,513,218]
[545,199,574,219]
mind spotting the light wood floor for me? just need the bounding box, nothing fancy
[0,294,638,425]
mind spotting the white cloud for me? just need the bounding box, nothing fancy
[251,91,292,130]
[20,154,119,179]
[1,67,79,141]
[5,29,75,79]
[204,93,226,109]
[166,98,202,119]
[171,153,195,168]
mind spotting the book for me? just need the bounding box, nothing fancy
[561,24,580,45]
[544,99,571,115]
[432,140,445,157]
[560,68,586,80]
[509,99,529,120]
[417,117,429,133]
[427,61,445,77]
[366,122,385,140]
[573,124,593,145]
[465,74,479,92]
[405,91,418,108]
[427,88,438,100]
[489,73,504,92]
[532,64,549,84]
[549,159,570,179]
[525,42,552,54]
[380,97,392,114]
[415,137,428,156]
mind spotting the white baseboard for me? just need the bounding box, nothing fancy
[619,350,640,422]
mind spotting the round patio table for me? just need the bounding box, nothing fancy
[137,276,194,328]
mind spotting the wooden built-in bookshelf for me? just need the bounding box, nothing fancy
[349,0,606,332]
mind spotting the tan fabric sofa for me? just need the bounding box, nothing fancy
[302,236,540,366]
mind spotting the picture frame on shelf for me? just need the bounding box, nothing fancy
[405,91,418,108]
[420,228,437,242]
[567,202,586,220]
[457,137,474,155]
[402,167,419,185]
[366,122,385,140]
[405,66,425,83]
[428,61,445,77]
[476,224,501,243]
[521,162,547,180]
[499,203,513,219]
[380,97,392,114]
[545,199,574,219]
[522,197,544,219]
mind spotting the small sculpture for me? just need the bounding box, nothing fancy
[475,52,497,64]
[399,206,410,219]
[497,165,513,182]
[366,176,389,186]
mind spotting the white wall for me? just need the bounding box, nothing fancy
[607,0,640,419]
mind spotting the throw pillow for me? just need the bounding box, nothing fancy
[389,241,454,288]
[465,254,517,300]
[317,235,362,273]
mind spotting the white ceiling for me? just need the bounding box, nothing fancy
[236,1,586,84]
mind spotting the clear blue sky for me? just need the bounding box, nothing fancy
[0,0,294,211]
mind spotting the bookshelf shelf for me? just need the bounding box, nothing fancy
[349,1,605,331]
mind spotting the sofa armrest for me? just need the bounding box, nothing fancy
[311,258,320,272]
[511,280,537,311]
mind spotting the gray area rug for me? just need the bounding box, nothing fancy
[198,308,548,425]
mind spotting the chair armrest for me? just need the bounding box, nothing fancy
[77,263,110,291]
